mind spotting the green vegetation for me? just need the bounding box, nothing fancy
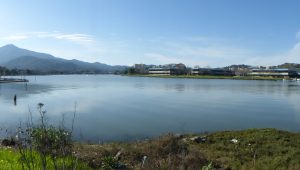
[192,128,300,170]
[0,66,35,76]
[128,74,283,81]
[274,63,300,72]
[0,103,92,170]
[0,66,120,76]
[2,128,300,169]
[15,103,79,170]
[1,103,299,169]
[0,147,91,170]
[72,128,300,170]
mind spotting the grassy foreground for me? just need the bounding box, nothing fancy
[127,74,283,81]
[2,128,300,169]
[0,147,92,170]
[73,128,300,169]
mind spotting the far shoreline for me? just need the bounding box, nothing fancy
[125,74,286,81]
[1,74,296,81]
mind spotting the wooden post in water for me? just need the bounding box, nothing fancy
[14,94,17,106]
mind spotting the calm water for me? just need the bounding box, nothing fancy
[1,75,300,142]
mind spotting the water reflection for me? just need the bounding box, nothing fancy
[0,83,55,100]
[162,83,186,92]
[134,83,145,90]
[0,75,300,142]
[13,94,17,106]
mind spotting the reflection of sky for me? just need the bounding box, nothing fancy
[1,75,300,142]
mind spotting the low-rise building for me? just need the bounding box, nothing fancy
[148,63,188,75]
[225,64,252,76]
[249,68,299,78]
[148,68,176,75]
[191,68,235,76]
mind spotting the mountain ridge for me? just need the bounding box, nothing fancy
[0,44,127,73]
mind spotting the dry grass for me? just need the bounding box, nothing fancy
[74,129,300,170]
[74,134,209,169]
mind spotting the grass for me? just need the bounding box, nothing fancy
[0,146,92,170]
[74,128,300,170]
[0,147,21,169]
[74,134,208,169]
[192,128,300,170]
[127,74,284,81]
[2,128,300,169]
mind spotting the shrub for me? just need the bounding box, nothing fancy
[101,156,119,170]
[17,103,78,170]
[202,162,213,170]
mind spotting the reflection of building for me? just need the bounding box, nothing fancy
[191,68,235,76]
[249,68,299,78]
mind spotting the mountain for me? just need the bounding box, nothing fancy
[0,44,55,64]
[275,63,300,69]
[269,63,300,72]
[224,64,252,70]
[0,44,127,73]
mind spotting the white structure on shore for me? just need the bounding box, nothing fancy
[249,68,299,78]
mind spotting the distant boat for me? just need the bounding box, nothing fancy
[0,78,29,83]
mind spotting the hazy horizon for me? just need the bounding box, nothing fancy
[1,0,300,67]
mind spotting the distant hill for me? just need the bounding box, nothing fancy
[224,64,252,70]
[275,63,300,69]
[0,44,127,74]
[0,44,55,64]
[269,63,300,72]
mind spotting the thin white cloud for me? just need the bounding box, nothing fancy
[164,42,251,59]
[0,31,96,46]
[184,36,227,44]
[0,35,28,41]
[297,31,300,39]
[268,31,300,64]
[144,53,182,64]
[30,31,59,38]
[245,31,300,66]
[285,42,300,62]
[2,31,300,66]
[55,34,94,43]
[144,53,209,67]
[0,31,108,62]
[144,37,256,67]
[143,31,300,67]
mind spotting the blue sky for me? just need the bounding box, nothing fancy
[1,0,300,67]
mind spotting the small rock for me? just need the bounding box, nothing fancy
[190,136,207,143]
[142,156,147,167]
[175,133,183,138]
[114,150,122,160]
[230,138,238,144]
[115,163,126,169]
[1,138,17,146]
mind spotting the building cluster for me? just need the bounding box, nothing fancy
[134,63,188,75]
[132,64,300,78]
[249,68,299,78]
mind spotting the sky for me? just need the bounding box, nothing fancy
[1,0,300,67]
